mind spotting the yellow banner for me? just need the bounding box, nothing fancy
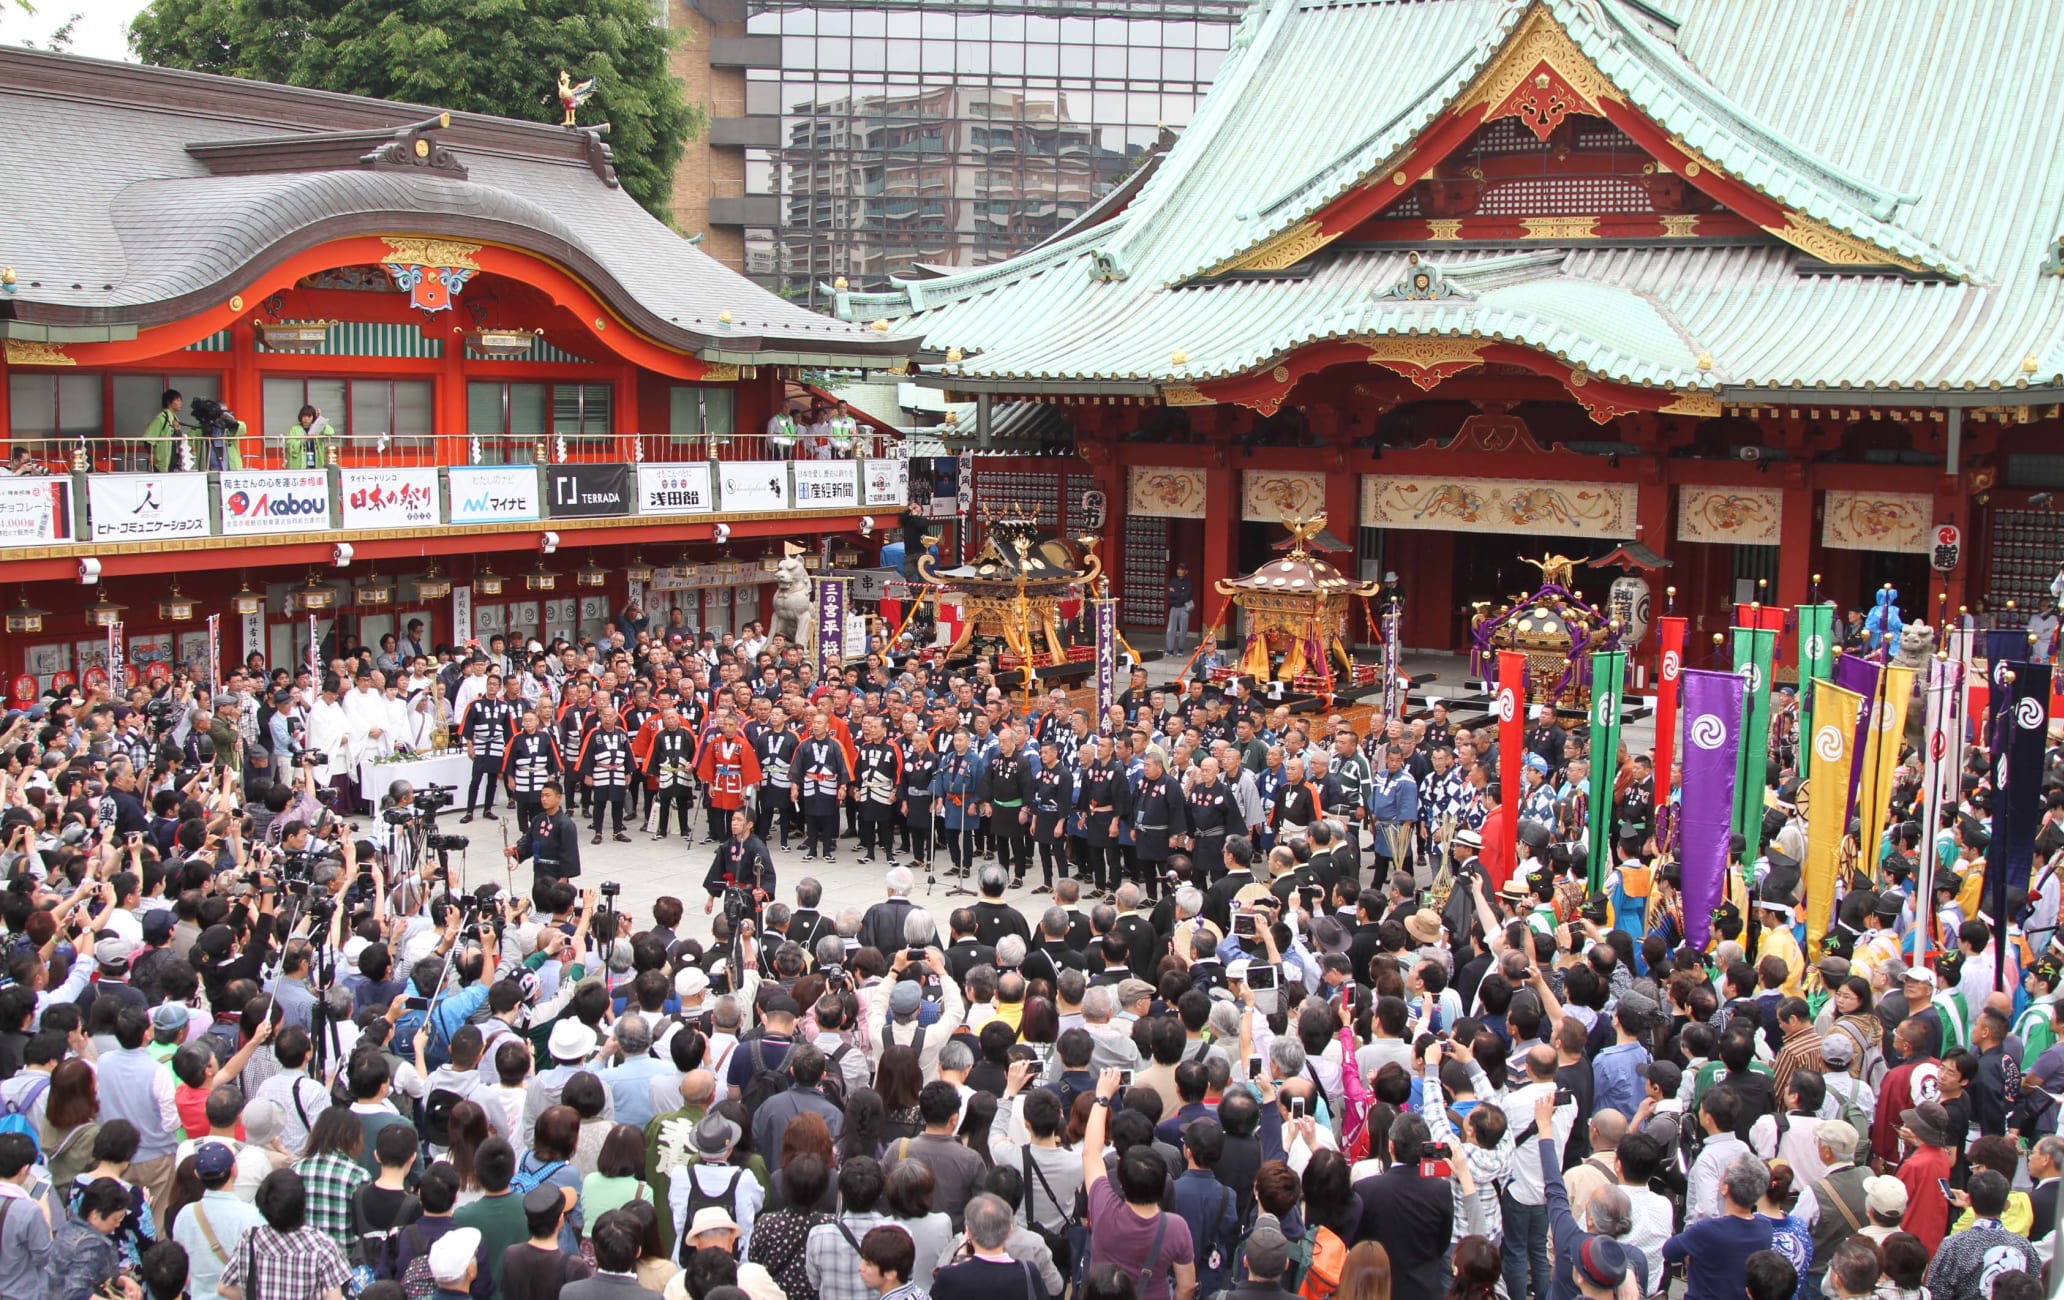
[1855,665,1916,874]
[1804,681,1862,953]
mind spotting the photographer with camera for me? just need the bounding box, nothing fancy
[508,781,582,892]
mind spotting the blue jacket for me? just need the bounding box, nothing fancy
[932,749,987,831]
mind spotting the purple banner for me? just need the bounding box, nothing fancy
[1679,668,1746,951]
[817,577,846,684]
[1094,595,1116,724]
[1833,655,1879,819]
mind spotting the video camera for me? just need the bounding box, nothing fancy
[458,884,505,940]
[718,874,752,925]
[413,785,455,815]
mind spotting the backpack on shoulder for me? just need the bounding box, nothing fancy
[0,1077,49,1156]
[1296,1225,1348,1300]
[738,1040,793,1118]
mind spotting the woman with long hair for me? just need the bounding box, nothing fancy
[160,1154,204,1239]
[882,1160,953,1289]
[1301,1149,1363,1243]
[443,1099,492,1203]
[1824,976,1881,1073]
[957,1092,999,1167]
[295,1107,369,1253]
[562,1070,614,1176]
[773,1112,839,1212]
[1336,1242,1393,1300]
[1018,997,1059,1045]
[581,1123,651,1220]
[522,1104,587,1249]
[876,1046,924,1141]
[40,1057,101,1186]
[1447,1236,1501,1300]
[749,1153,835,1300]
[839,1087,887,1162]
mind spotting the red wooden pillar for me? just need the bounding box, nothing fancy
[1776,465,1814,610]
[226,320,262,464]
[1200,457,1238,643]
[1323,454,1364,640]
[438,333,468,461]
[1634,461,1673,688]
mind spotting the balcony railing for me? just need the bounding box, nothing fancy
[0,445,922,549]
[7,429,898,475]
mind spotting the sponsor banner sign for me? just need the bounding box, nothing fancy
[862,459,906,508]
[1361,475,1637,538]
[447,465,541,524]
[0,478,73,545]
[546,464,630,518]
[340,468,439,530]
[1128,466,1208,519]
[1095,596,1118,722]
[637,464,714,514]
[1822,490,1932,553]
[87,474,210,542]
[221,470,330,535]
[718,461,789,513]
[793,461,860,509]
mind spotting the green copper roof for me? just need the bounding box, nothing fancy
[850,0,2064,397]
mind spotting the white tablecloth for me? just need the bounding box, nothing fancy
[358,750,475,801]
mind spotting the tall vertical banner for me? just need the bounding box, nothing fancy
[1654,615,1687,802]
[1094,594,1117,723]
[241,611,263,666]
[1855,665,1915,864]
[1992,661,2054,985]
[1796,603,1836,753]
[1585,648,1627,891]
[1381,597,1405,721]
[205,615,222,691]
[1496,650,1526,885]
[1680,668,1746,951]
[1917,654,1962,958]
[307,614,319,682]
[107,622,123,689]
[1833,655,1881,824]
[1730,625,1777,860]
[1804,681,1863,954]
[817,577,847,683]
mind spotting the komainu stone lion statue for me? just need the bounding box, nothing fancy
[1891,621,1933,749]
[770,556,813,641]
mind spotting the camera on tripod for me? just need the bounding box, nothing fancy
[719,876,752,925]
[414,785,455,815]
[278,848,323,896]
[426,831,469,852]
[299,750,329,767]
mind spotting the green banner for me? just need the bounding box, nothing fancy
[1731,624,1778,860]
[1796,602,1836,759]
[1585,647,1627,892]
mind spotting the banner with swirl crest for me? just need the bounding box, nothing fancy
[1804,680,1861,953]
[1677,486,1782,545]
[1127,466,1208,519]
[1822,491,1931,553]
[1241,471,1327,522]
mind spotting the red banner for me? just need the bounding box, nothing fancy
[1497,649,1525,885]
[1654,615,1687,802]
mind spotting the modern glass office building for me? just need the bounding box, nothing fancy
[707,0,1244,308]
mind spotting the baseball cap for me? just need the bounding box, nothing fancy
[676,967,711,999]
[94,937,138,968]
[1818,1033,1855,1067]
[1243,1215,1291,1278]
[1901,966,1937,989]
[522,1186,566,1218]
[429,1227,483,1284]
[889,981,923,1016]
[150,1003,191,1034]
[192,1141,237,1180]
[1863,1174,1907,1217]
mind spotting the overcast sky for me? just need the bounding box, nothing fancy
[3,1,147,61]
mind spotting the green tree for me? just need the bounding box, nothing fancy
[130,0,702,220]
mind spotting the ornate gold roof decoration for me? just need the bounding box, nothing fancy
[1162,384,1214,406]
[4,339,74,366]
[1215,220,1327,275]
[1460,3,1624,137]
[1660,393,1723,417]
[380,237,481,270]
[1364,336,1489,390]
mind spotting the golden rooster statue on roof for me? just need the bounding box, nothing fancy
[555,70,598,127]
